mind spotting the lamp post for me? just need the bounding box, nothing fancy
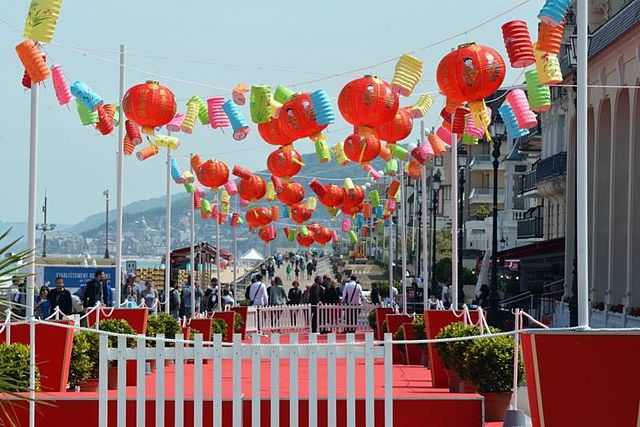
[430,170,441,290]
[103,189,110,259]
[488,121,506,326]
[458,149,467,302]
[36,190,56,258]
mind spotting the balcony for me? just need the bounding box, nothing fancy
[469,155,505,171]
[516,168,539,197]
[517,206,544,239]
[468,187,506,205]
[537,151,567,182]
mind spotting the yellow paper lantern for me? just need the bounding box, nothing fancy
[534,42,563,85]
[391,54,423,97]
[411,94,434,118]
[181,102,199,134]
[332,142,349,166]
[265,182,277,201]
[344,178,355,193]
[306,197,318,211]
[220,189,231,204]
[23,0,63,44]
[154,135,180,150]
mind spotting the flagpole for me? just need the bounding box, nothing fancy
[114,44,125,306]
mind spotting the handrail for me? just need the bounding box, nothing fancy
[500,291,532,306]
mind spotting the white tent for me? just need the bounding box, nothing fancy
[240,248,265,262]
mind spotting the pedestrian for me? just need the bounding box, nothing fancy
[122,284,138,307]
[267,262,275,281]
[141,280,159,314]
[221,288,235,309]
[247,274,268,306]
[309,276,325,333]
[370,282,380,305]
[84,270,108,309]
[321,280,341,305]
[260,263,267,277]
[341,275,363,332]
[34,285,51,319]
[288,281,302,305]
[286,263,292,280]
[48,276,73,316]
[268,276,287,306]
[204,277,219,312]
[294,264,300,280]
[169,282,181,319]
[441,281,451,308]
[306,261,314,280]
[180,276,201,318]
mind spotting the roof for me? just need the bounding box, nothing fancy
[169,242,233,265]
[240,248,265,261]
[589,0,640,59]
[496,237,565,261]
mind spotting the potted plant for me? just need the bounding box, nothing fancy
[412,315,428,366]
[392,327,406,363]
[97,319,136,389]
[368,310,377,331]
[148,313,182,366]
[435,322,488,393]
[233,313,244,336]
[463,335,524,422]
[0,343,40,392]
[212,318,228,341]
[68,332,95,391]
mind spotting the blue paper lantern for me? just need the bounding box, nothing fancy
[354,213,364,229]
[310,89,335,125]
[222,100,250,141]
[538,0,570,27]
[499,103,529,141]
[70,80,103,111]
[170,158,183,182]
[374,205,384,219]
[282,206,289,219]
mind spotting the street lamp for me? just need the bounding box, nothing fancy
[103,189,110,259]
[488,120,506,326]
[430,170,441,291]
[36,190,56,257]
[457,148,468,301]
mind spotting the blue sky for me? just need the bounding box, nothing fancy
[0,0,542,224]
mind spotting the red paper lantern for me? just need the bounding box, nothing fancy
[258,118,294,146]
[278,93,327,141]
[373,107,413,143]
[122,81,177,129]
[407,159,422,179]
[342,186,365,207]
[276,181,305,206]
[436,43,506,102]
[267,147,303,179]
[340,203,363,215]
[501,20,536,68]
[338,75,399,131]
[197,159,229,189]
[314,227,332,245]
[246,207,274,228]
[452,107,470,135]
[309,180,346,208]
[238,175,266,202]
[296,232,315,247]
[259,226,276,243]
[290,203,314,224]
[343,133,381,164]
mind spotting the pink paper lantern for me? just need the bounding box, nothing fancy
[412,142,434,165]
[239,198,250,207]
[435,126,452,146]
[363,165,382,181]
[341,218,352,232]
[51,65,72,106]
[207,97,230,129]
[331,230,339,242]
[506,90,538,129]
[464,114,485,139]
[166,113,185,132]
[224,180,238,195]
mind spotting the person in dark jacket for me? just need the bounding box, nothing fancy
[370,282,381,305]
[48,276,73,316]
[309,276,325,333]
[83,270,108,308]
[321,280,341,304]
[287,281,302,305]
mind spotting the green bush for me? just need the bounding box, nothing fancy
[463,334,524,393]
[212,318,228,340]
[435,322,499,380]
[0,343,40,392]
[98,319,136,348]
[233,313,244,334]
[147,313,182,347]
[69,332,94,387]
[412,315,426,351]
[393,326,405,353]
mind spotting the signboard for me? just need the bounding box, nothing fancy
[42,266,116,291]
[126,261,137,275]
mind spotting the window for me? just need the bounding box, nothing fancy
[442,185,451,201]
[434,157,443,166]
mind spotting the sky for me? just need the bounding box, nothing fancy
[0,0,542,225]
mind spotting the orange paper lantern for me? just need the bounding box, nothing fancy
[197,159,229,189]
[258,118,294,146]
[537,20,565,55]
[122,80,177,130]
[296,232,315,247]
[343,133,382,164]
[15,40,50,84]
[246,207,274,228]
[278,92,327,141]
[501,20,536,68]
[407,160,422,179]
[373,107,413,143]
[290,203,314,224]
[314,227,332,245]
[238,175,266,202]
[338,75,399,132]
[309,180,345,208]
[276,181,305,206]
[267,146,303,179]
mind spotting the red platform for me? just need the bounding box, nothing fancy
[1,334,488,426]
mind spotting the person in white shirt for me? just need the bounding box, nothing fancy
[248,274,268,307]
[341,275,363,305]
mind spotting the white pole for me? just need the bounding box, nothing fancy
[189,154,196,319]
[26,63,39,427]
[216,192,222,311]
[451,133,459,309]
[232,198,238,300]
[576,0,590,328]
[388,217,394,304]
[164,144,172,313]
[114,44,125,306]
[511,309,520,410]
[399,163,408,313]
[421,121,429,311]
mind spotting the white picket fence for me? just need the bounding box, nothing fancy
[97,332,394,427]
[317,303,377,333]
[255,304,311,334]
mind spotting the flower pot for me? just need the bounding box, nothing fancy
[460,380,479,394]
[108,366,118,390]
[482,391,512,422]
[80,378,98,392]
[446,369,461,393]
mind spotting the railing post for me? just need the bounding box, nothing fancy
[384,332,393,427]
[98,334,108,427]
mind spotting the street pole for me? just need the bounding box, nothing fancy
[232,198,238,300]
[114,44,125,306]
[216,192,222,312]
[104,190,110,259]
[458,164,465,306]
[164,144,172,313]
[576,0,590,328]
[421,121,429,310]
[189,154,196,319]
[489,135,502,325]
[431,188,438,289]
[451,134,459,309]
[388,218,394,304]
[400,163,408,313]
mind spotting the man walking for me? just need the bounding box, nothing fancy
[309,276,325,333]
[248,274,268,306]
[83,270,108,309]
[341,275,363,332]
[48,276,73,316]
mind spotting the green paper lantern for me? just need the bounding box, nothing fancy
[76,99,98,126]
[287,229,296,241]
[250,85,272,124]
[274,85,295,104]
[525,70,551,112]
[300,225,309,237]
[188,95,209,125]
[385,159,399,175]
[369,190,381,207]
[315,139,331,163]
[390,144,409,160]
[348,230,358,243]
[462,133,479,145]
[184,182,195,193]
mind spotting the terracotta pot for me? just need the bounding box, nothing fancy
[482,391,512,422]
[446,369,461,393]
[460,380,479,394]
[80,378,98,392]
[107,366,118,390]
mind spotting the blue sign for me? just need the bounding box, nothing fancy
[43,266,116,291]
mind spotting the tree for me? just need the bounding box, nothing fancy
[435,230,452,261]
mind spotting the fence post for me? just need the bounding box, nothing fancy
[251,333,261,426]
[290,333,299,427]
[194,333,204,427]
[308,333,318,427]
[270,334,280,426]
[327,333,337,426]
[232,333,243,427]
[117,335,126,427]
[28,317,35,427]
[346,333,356,427]
[384,332,393,427]
[512,309,520,410]
[136,335,146,427]
[155,333,166,427]
[98,333,108,427]
[175,333,185,427]
[213,333,222,427]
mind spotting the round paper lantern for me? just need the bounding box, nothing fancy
[197,160,229,189]
[436,43,506,103]
[279,92,327,141]
[373,107,413,143]
[343,133,381,164]
[309,180,345,208]
[501,20,536,68]
[342,185,365,207]
[238,175,266,202]
[406,160,422,179]
[296,232,315,247]
[338,75,399,132]
[258,118,294,146]
[276,181,305,205]
[267,147,303,179]
[123,81,177,130]
[259,226,276,243]
[290,203,314,224]
[340,203,363,215]
[314,227,332,245]
[246,207,274,228]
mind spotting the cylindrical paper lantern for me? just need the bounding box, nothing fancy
[170,158,183,182]
[384,159,399,176]
[200,199,212,219]
[102,104,119,125]
[468,100,491,137]
[265,182,277,201]
[51,64,72,105]
[331,230,339,242]
[188,95,209,125]
[501,20,536,68]
[310,89,335,125]
[70,80,103,111]
[207,97,229,129]
[435,126,452,146]
[344,178,355,193]
[123,136,135,156]
[537,20,565,55]
[498,103,530,140]
[406,160,422,179]
[341,218,352,232]
[181,102,199,134]
[525,69,551,112]
[23,0,63,43]
[222,100,250,141]
[464,113,485,139]
[506,90,538,129]
[389,143,409,160]
[347,230,358,243]
[224,180,238,195]
[412,142,434,164]
[428,133,448,157]
[154,134,180,149]
[95,106,114,135]
[534,45,563,84]
[369,190,381,207]
[22,70,31,89]
[391,54,423,97]
[462,133,479,145]
[315,138,331,163]
[16,40,50,84]
[411,94,434,118]
[331,142,349,166]
[274,85,295,104]
[378,144,392,162]
[538,0,570,28]
[451,107,470,135]
[232,83,249,105]
[387,180,401,198]
[250,85,272,124]
[76,99,98,125]
[363,202,372,218]
[306,197,318,211]
[125,120,142,145]
[364,164,382,180]
[166,113,185,132]
[136,145,159,161]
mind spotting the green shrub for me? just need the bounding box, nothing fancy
[212,318,228,340]
[146,312,182,347]
[393,326,405,353]
[0,343,40,392]
[233,313,244,334]
[435,322,499,380]
[69,332,93,387]
[98,319,136,348]
[145,315,163,347]
[412,315,426,351]
[463,335,524,393]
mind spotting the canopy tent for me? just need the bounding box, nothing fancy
[240,248,265,262]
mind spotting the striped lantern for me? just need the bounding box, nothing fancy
[250,85,272,124]
[125,120,142,145]
[181,102,199,134]
[435,126,452,146]
[525,70,551,112]
[534,47,563,84]
[332,142,349,166]
[15,40,50,84]
[188,95,209,125]
[207,98,230,129]
[75,99,98,126]
[310,89,335,125]
[222,100,250,141]
[71,80,103,111]
[136,145,159,161]
[274,85,295,104]
[384,159,399,176]
[537,20,565,55]
[391,54,423,97]
[315,138,332,163]
[538,0,570,28]
[411,141,434,164]
[166,113,185,132]
[428,133,448,157]
[451,107,470,135]
[501,20,536,68]
[498,103,530,140]
[123,136,135,156]
[410,94,434,118]
[51,64,72,105]
[506,90,538,129]
[23,0,63,44]
[95,106,114,135]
